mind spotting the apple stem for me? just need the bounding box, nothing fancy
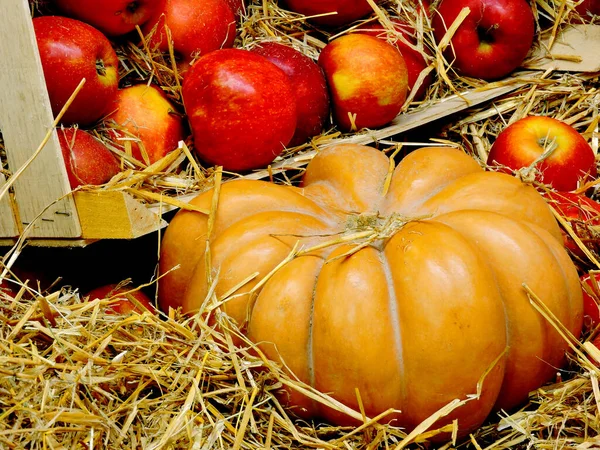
[127,1,139,14]
[96,59,107,77]
[516,135,559,184]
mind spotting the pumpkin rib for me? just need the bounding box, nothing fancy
[415,172,562,242]
[383,147,483,214]
[302,143,390,214]
[305,258,319,412]
[522,222,583,342]
[383,220,508,432]
[433,210,578,411]
[378,248,408,406]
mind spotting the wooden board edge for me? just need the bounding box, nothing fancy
[75,191,166,240]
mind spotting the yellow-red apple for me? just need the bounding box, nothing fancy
[143,0,236,67]
[431,0,535,80]
[318,33,408,132]
[487,116,597,191]
[52,0,165,36]
[105,84,186,165]
[355,19,432,101]
[281,0,381,27]
[250,42,330,146]
[33,16,119,125]
[57,127,121,189]
[182,49,297,171]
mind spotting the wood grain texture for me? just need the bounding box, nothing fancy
[524,24,600,72]
[0,172,19,237]
[0,0,80,238]
[74,191,166,240]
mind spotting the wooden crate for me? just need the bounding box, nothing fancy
[0,0,165,247]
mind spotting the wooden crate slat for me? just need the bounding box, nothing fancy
[0,0,80,239]
[524,24,600,72]
[74,191,167,240]
[0,173,19,238]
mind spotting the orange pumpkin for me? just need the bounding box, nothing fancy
[159,144,582,436]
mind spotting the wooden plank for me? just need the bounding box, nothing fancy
[74,191,167,240]
[0,172,18,237]
[0,0,80,239]
[523,24,600,72]
[0,191,166,247]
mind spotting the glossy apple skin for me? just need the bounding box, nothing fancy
[183,49,297,171]
[53,0,165,36]
[250,42,329,146]
[33,16,119,125]
[355,20,432,100]
[281,0,382,27]
[544,191,600,261]
[318,34,408,132]
[86,284,155,314]
[431,0,534,80]
[57,127,121,189]
[224,0,246,18]
[487,116,597,192]
[143,0,236,65]
[105,84,186,164]
[576,0,600,17]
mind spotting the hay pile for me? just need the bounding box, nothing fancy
[2,0,600,448]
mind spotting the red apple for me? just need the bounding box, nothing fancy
[250,42,330,146]
[487,116,597,191]
[543,191,600,261]
[182,48,297,171]
[576,0,600,17]
[224,0,246,19]
[581,273,600,330]
[57,127,121,189]
[281,0,382,27]
[52,0,165,36]
[33,16,119,125]
[105,84,186,164]
[318,33,408,132]
[143,0,236,67]
[355,19,432,100]
[0,280,15,299]
[431,0,535,80]
[86,284,155,314]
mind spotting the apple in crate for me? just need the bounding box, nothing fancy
[182,49,297,172]
[86,284,155,314]
[355,20,432,100]
[143,0,236,68]
[58,127,121,189]
[487,116,597,191]
[251,42,330,146]
[318,34,408,132]
[431,0,535,80]
[105,84,186,165]
[33,16,119,126]
[52,0,165,36]
[281,0,382,27]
